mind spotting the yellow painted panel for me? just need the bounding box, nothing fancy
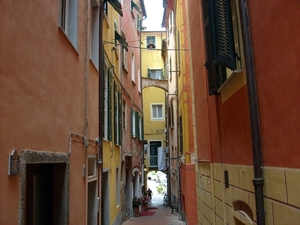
[264,167,287,202]
[273,201,300,225]
[239,165,255,192]
[286,168,300,208]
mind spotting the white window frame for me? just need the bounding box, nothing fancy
[132,110,136,136]
[90,0,99,69]
[138,67,141,92]
[58,0,78,49]
[149,68,163,80]
[151,104,164,120]
[131,52,135,82]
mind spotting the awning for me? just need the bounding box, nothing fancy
[107,0,123,16]
[115,30,128,51]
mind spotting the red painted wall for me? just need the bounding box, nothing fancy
[180,164,197,225]
[249,1,300,168]
[188,0,300,168]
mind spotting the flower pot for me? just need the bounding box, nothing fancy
[134,206,140,217]
[141,203,148,212]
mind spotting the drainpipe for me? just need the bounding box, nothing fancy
[98,1,104,224]
[238,1,265,224]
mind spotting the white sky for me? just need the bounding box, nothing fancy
[143,0,166,31]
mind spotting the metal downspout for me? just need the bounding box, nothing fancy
[98,1,104,224]
[238,1,265,224]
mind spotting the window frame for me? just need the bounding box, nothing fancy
[58,0,78,49]
[202,0,238,95]
[151,104,164,120]
[146,36,156,49]
[147,68,164,80]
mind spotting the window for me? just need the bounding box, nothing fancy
[121,31,128,69]
[179,115,183,155]
[104,1,108,17]
[59,0,78,48]
[122,100,126,130]
[104,67,112,141]
[104,65,108,140]
[202,0,243,95]
[131,0,140,11]
[146,36,156,49]
[148,68,164,80]
[131,108,142,139]
[138,67,141,92]
[151,104,163,120]
[91,0,99,69]
[168,103,174,128]
[131,107,136,137]
[114,82,122,145]
[177,31,181,72]
[107,0,123,16]
[131,53,135,82]
[139,116,143,140]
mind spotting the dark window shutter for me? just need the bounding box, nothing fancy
[213,0,236,69]
[141,117,144,141]
[161,68,164,79]
[118,91,122,145]
[108,70,112,141]
[203,0,230,95]
[107,0,123,16]
[147,68,150,78]
[114,82,117,144]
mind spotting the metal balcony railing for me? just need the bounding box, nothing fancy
[149,155,158,167]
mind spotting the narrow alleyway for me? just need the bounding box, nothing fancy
[122,178,186,225]
[122,194,186,225]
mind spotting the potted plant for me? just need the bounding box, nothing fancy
[140,195,149,212]
[132,196,141,217]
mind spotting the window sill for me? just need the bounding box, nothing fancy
[104,14,109,28]
[218,69,243,93]
[58,27,79,55]
[217,69,246,102]
[122,64,128,74]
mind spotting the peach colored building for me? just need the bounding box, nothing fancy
[0,0,145,224]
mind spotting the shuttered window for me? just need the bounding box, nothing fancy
[108,69,112,141]
[203,0,236,95]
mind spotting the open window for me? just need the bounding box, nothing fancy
[202,0,243,95]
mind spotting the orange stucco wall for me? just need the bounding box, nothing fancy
[0,0,99,223]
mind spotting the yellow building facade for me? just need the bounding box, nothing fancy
[141,31,167,177]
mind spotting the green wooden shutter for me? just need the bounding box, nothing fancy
[118,91,122,145]
[203,0,227,95]
[147,68,150,78]
[205,0,236,70]
[108,70,112,141]
[114,81,117,144]
[161,68,164,79]
[141,117,144,141]
[107,0,123,16]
